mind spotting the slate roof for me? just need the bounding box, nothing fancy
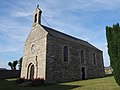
[42,25,101,51]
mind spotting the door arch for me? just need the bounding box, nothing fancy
[81,67,86,80]
[27,63,34,80]
[30,65,34,80]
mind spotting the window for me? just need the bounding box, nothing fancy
[34,14,37,23]
[31,44,35,53]
[93,53,96,65]
[63,46,68,62]
[81,50,84,64]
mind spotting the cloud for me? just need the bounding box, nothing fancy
[41,0,120,16]
[11,11,32,17]
[0,18,30,53]
[0,0,116,68]
[0,47,17,52]
[72,0,120,11]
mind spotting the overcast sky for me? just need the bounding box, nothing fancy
[1,0,120,69]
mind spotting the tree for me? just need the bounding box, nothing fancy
[8,62,13,70]
[12,60,18,70]
[8,60,18,70]
[18,57,23,70]
[106,23,120,85]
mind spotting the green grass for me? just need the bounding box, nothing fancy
[0,76,119,90]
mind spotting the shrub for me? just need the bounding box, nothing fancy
[31,78,44,86]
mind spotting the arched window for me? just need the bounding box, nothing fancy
[93,53,96,65]
[34,14,37,23]
[81,50,84,63]
[63,46,68,62]
[31,44,35,53]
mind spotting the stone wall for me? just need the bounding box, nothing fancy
[0,70,20,78]
[46,34,104,83]
[21,25,47,79]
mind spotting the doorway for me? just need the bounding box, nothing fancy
[27,63,34,80]
[30,65,34,80]
[81,67,86,80]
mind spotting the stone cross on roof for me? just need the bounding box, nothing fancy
[37,4,39,8]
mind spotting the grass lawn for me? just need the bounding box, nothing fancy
[0,76,119,90]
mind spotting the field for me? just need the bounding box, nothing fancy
[0,76,119,90]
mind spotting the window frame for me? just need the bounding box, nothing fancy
[34,13,37,23]
[80,50,85,64]
[63,45,69,62]
[92,53,96,65]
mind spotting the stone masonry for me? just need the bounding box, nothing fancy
[21,6,105,84]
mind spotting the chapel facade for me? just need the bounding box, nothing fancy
[21,6,105,84]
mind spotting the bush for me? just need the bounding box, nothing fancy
[31,78,44,86]
[16,77,44,86]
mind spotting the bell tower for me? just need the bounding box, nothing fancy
[32,5,42,26]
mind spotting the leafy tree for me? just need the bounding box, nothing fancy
[106,23,120,85]
[18,57,23,70]
[13,60,18,70]
[8,60,18,70]
[8,62,13,70]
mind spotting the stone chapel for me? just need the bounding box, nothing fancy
[21,6,105,84]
